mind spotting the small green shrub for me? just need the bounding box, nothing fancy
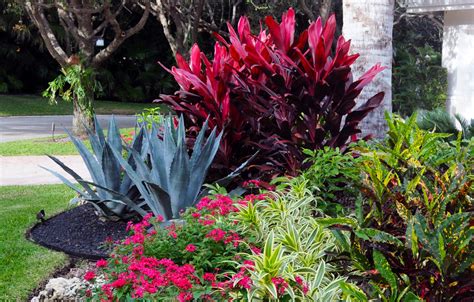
[417,108,474,140]
[136,107,163,128]
[302,146,361,216]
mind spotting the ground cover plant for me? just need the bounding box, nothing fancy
[0,94,159,117]
[158,8,384,180]
[0,185,72,300]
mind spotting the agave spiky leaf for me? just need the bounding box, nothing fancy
[45,115,148,219]
[112,115,233,220]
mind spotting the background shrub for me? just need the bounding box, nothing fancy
[392,45,447,116]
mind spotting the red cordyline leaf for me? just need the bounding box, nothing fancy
[265,7,296,53]
[190,44,201,75]
[354,63,387,91]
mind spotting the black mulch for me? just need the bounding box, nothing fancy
[28,204,129,260]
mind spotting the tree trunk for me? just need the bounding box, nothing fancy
[72,89,94,137]
[342,0,394,139]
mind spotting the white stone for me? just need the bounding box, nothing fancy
[31,277,85,302]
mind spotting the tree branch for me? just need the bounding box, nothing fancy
[92,0,151,66]
[24,0,69,67]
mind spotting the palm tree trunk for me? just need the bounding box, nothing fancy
[342,0,394,139]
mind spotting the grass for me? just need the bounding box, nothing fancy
[0,94,159,116]
[0,184,74,301]
[0,135,86,156]
[0,128,136,156]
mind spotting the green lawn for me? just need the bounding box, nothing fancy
[0,128,137,156]
[0,135,86,156]
[0,185,73,300]
[0,94,159,116]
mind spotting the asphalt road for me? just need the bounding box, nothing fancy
[0,115,137,142]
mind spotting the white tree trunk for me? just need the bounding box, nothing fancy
[342,0,394,138]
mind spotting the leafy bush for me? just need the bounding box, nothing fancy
[301,146,361,216]
[44,117,148,220]
[136,107,163,129]
[158,8,385,180]
[334,113,473,300]
[393,45,447,116]
[232,180,364,301]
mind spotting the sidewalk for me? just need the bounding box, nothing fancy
[0,155,91,186]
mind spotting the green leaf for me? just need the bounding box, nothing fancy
[355,228,403,247]
[313,260,326,288]
[339,282,367,302]
[373,250,398,293]
[315,217,357,228]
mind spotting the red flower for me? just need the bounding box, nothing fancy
[206,228,226,241]
[84,271,95,281]
[96,259,108,268]
[111,277,127,288]
[177,292,193,302]
[271,277,289,295]
[203,272,216,282]
[185,244,197,252]
[168,230,178,239]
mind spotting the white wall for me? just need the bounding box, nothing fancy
[443,9,474,121]
[407,0,474,13]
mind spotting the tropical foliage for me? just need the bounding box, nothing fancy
[417,108,474,140]
[331,114,473,301]
[158,8,384,179]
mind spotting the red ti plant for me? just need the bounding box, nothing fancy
[158,8,385,179]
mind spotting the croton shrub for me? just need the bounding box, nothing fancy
[317,114,473,301]
[158,8,385,180]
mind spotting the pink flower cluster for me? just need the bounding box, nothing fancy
[85,191,274,300]
[91,256,206,301]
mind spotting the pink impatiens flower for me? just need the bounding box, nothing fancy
[185,244,197,252]
[84,271,95,281]
[96,259,108,268]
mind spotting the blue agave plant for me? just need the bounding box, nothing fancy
[43,116,148,219]
[111,115,250,220]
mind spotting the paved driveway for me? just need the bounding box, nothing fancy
[0,115,137,143]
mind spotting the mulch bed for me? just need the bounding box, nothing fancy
[28,204,129,260]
